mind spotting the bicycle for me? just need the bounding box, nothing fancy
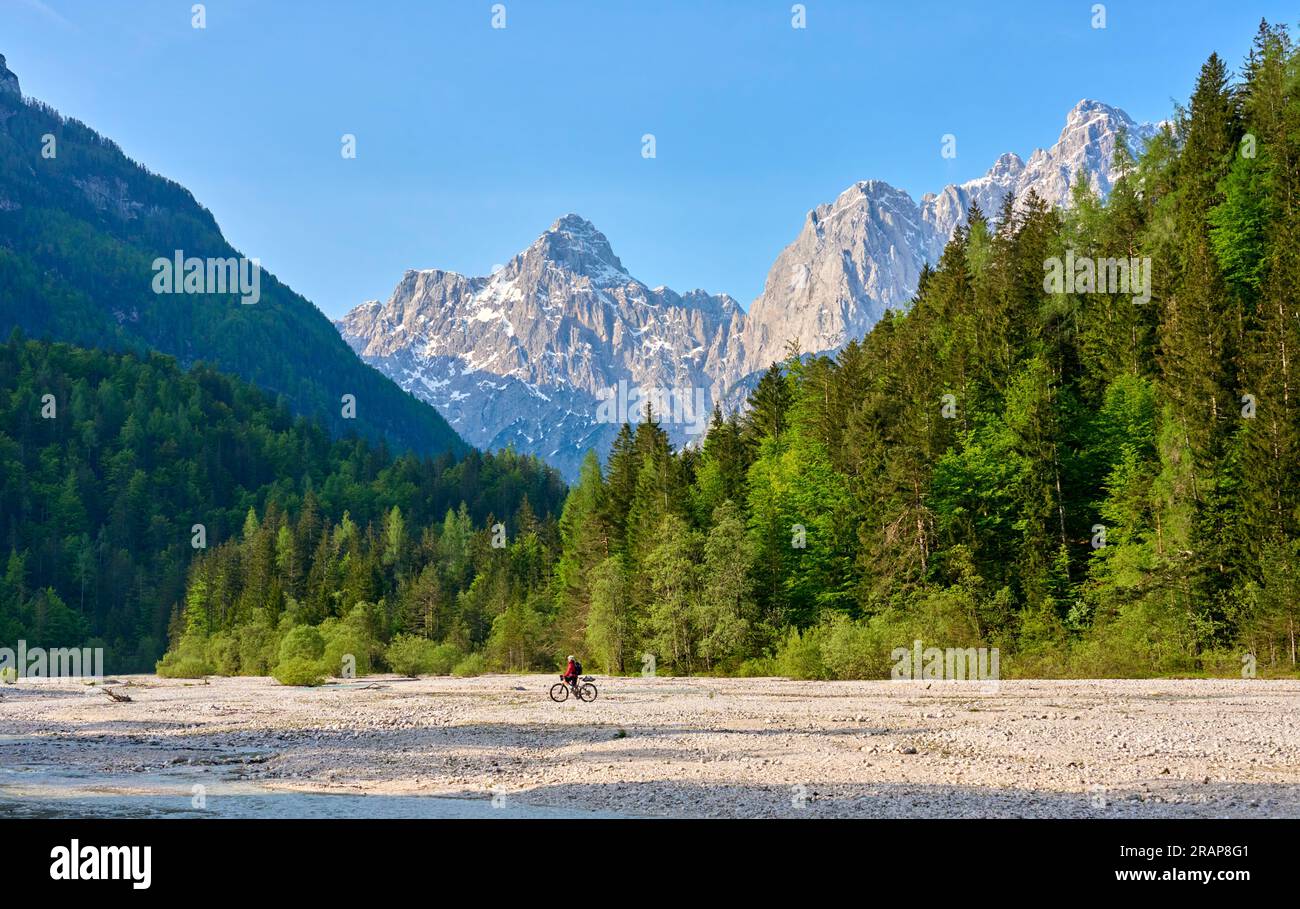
[550,675,598,702]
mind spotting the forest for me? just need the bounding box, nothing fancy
[8,22,1300,682]
[0,334,564,672]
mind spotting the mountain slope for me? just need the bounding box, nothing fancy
[0,54,468,460]
[342,99,1158,480]
[339,215,741,480]
[741,100,1159,379]
[734,179,941,382]
[920,99,1159,242]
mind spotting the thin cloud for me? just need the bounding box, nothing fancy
[15,0,76,30]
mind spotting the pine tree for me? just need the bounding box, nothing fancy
[601,423,639,553]
[1154,52,1246,640]
[741,363,793,451]
[552,450,608,656]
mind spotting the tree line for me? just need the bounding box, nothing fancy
[537,23,1300,679]
[10,21,1300,681]
[0,333,564,672]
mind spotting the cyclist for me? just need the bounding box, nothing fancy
[561,654,582,693]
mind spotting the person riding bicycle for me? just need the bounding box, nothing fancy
[561,655,582,693]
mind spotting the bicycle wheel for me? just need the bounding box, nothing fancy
[549,683,570,702]
[578,683,598,702]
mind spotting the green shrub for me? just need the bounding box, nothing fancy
[896,586,984,649]
[821,615,888,679]
[156,633,214,678]
[1058,596,1197,678]
[206,631,240,676]
[156,656,211,678]
[486,598,547,670]
[322,633,370,678]
[272,657,327,687]
[1197,648,1253,678]
[236,622,279,676]
[385,634,440,677]
[734,656,776,677]
[320,614,379,678]
[451,652,488,677]
[156,654,214,678]
[278,625,325,664]
[773,626,828,680]
[427,643,464,675]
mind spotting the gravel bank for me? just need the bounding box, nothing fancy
[2,675,1296,818]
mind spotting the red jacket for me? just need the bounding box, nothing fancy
[564,659,577,678]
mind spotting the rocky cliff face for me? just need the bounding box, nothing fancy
[0,55,21,97]
[338,215,740,480]
[920,99,1158,242]
[742,100,1158,381]
[340,100,1158,480]
[733,180,940,384]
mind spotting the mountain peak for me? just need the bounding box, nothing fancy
[528,213,629,284]
[544,213,614,251]
[340,95,1156,482]
[1069,98,1121,115]
[0,55,20,97]
[812,180,912,222]
[1063,98,1135,132]
[989,151,1025,177]
[841,179,909,202]
[341,210,742,480]
[549,212,599,232]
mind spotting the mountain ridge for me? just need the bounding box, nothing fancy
[338,214,741,479]
[341,99,1159,480]
[0,54,470,460]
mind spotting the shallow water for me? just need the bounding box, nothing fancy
[0,764,622,819]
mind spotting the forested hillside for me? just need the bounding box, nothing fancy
[0,61,467,459]
[0,335,564,671]
[165,22,1299,681]
[547,24,1300,679]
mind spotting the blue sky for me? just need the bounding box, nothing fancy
[1,0,1289,317]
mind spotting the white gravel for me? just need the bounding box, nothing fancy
[2,674,1297,818]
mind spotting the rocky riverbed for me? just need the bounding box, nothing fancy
[1,675,1296,818]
